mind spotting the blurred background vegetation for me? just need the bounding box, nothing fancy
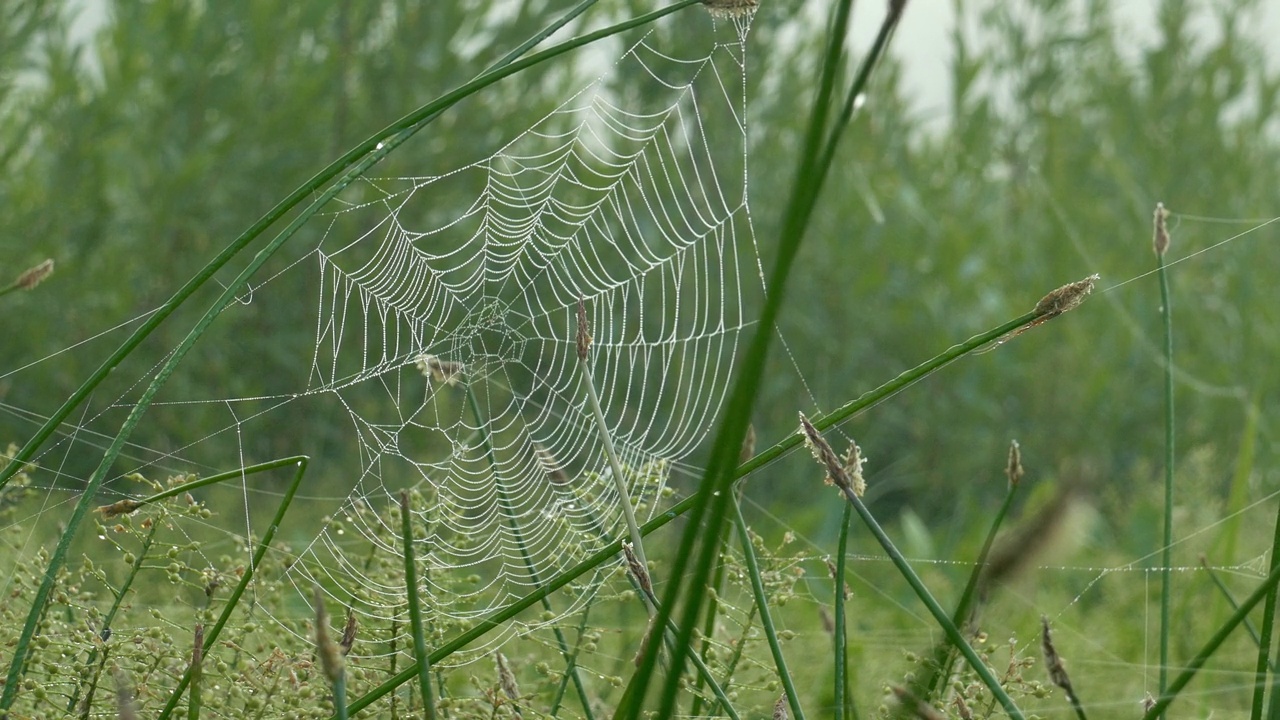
[3,0,1279,562]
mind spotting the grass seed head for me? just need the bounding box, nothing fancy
[1033,273,1099,318]
[535,444,569,485]
[740,423,756,467]
[313,586,343,685]
[576,295,592,362]
[1006,439,1024,486]
[98,499,143,518]
[1041,615,1082,708]
[800,413,863,496]
[773,693,790,720]
[495,651,521,707]
[622,541,652,597]
[703,0,758,19]
[15,258,54,291]
[340,606,358,656]
[1153,201,1170,257]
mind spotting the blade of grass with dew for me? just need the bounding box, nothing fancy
[461,379,597,718]
[731,498,805,720]
[920,441,1024,703]
[621,0,873,715]
[834,502,858,720]
[339,299,1074,717]
[801,416,1025,720]
[1143,559,1280,720]
[400,492,436,720]
[154,457,308,720]
[0,3,700,707]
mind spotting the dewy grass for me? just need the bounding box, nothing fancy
[400,492,437,720]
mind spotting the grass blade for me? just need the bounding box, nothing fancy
[834,502,858,720]
[731,498,805,720]
[1154,202,1175,717]
[400,492,436,720]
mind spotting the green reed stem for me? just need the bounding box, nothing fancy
[579,353,652,592]
[731,499,804,720]
[1259,495,1280,720]
[400,492,436,720]
[834,502,858,720]
[1143,560,1280,720]
[1157,242,1174,717]
[187,625,203,720]
[154,457,308,719]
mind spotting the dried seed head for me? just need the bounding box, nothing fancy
[98,499,143,518]
[576,295,592,362]
[622,541,652,597]
[952,693,973,720]
[891,685,945,720]
[818,606,835,635]
[799,413,865,497]
[495,651,521,704]
[1006,439,1024,487]
[633,616,658,668]
[340,606,358,656]
[1142,692,1156,714]
[773,693,790,720]
[415,354,464,386]
[1041,615,1081,709]
[843,441,867,497]
[15,258,54,291]
[1033,274,1100,318]
[825,557,851,600]
[535,444,569,485]
[703,0,758,19]
[313,586,343,685]
[1153,202,1170,257]
[191,624,205,683]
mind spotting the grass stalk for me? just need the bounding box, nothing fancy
[155,457,309,719]
[731,498,805,720]
[314,587,349,720]
[1142,559,1280,720]
[400,492,437,720]
[1154,202,1174,715]
[576,296,652,591]
[834,502,858,720]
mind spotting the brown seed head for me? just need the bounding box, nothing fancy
[495,651,521,705]
[773,693,790,720]
[1033,274,1099,318]
[703,0,758,19]
[191,624,205,682]
[15,259,54,291]
[1006,439,1024,486]
[313,587,344,685]
[340,606,358,656]
[1153,202,1170,257]
[843,441,867,497]
[1041,615,1080,706]
[576,295,592,362]
[800,413,864,497]
[98,498,143,518]
[535,444,569,485]
[739,423,756,467]
[622,541,652,597]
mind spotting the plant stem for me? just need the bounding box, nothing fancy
[400,493,437,720]
[1157,240,1174,717]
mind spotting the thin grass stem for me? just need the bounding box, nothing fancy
[834,502,859,720]
[400,492,437,720]
[1258,493,1280,720]
[1156,235,1175,718]
[187,625,203,720]
[731,498,805,720]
